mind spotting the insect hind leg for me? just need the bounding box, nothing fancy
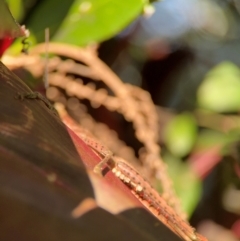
[93,153,115,175]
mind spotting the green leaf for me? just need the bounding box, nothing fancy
[164,113,197,157]
[5,0,24,22]
[161,153,202,217]
[53,0,146,46]
[25,0,75,43]
[197,61,240,113]
[0,0,25,38]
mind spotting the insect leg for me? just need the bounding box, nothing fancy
[93,151,114,174]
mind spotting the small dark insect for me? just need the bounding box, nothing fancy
[15,91,59,117]
[21,37,30,54]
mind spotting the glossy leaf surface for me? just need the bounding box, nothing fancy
[53,0,145,45]
[0,61,181,241]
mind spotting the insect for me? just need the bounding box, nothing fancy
[21,37,30,54]
[78,134,208,241]
[16,92,59,117]
[20,25,30,54]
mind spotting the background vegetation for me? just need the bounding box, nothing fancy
[1,0,240,240]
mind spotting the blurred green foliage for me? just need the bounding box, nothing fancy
[5,0,24,22]
[6,0,147,46]
[197,62,240,113]
[0,0,25,38]
[164,112,197,158]
[53,0,146,45]
[163,152,201,216]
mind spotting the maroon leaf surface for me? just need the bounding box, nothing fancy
[0,61,181,241]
